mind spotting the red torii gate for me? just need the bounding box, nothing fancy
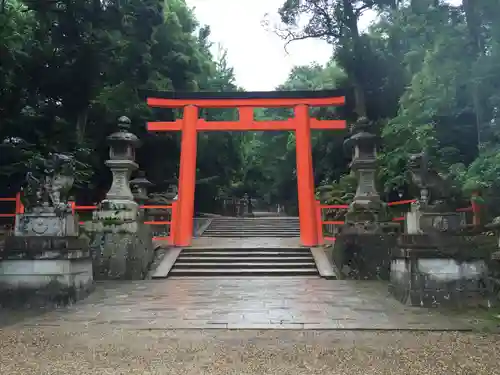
[146,91,346,247]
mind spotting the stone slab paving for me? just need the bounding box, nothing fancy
[6,278,475,330]
[191,237,303,248]
[2,277,499,374]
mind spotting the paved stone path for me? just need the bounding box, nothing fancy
[190,237,303,248]
[1,277,499,374]
[8,278,474,330]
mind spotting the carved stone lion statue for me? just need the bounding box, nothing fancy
[408,151,460,211]
[22,153,75,214]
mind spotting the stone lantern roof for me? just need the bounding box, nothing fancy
[343,117,378,150]
[130,171,153,203]
[107,116,141,147]
[130,171,153,190]
[344,130,378,149]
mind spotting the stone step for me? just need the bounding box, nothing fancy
[209,221,299,223]
[203,229,300,232]
[203,230,300,231]
[180,251,311,257]
[203,216,302,239]
[205,222,300,229]
[212,217,300,223]
[204,230,300,232]
[209,217,299,220]
[208,223,299,226]
[208,220,299,223]
[208,225,299,227]
[183,247,309,251]
[201,233,300,237]
[169,245,318,278]
[207,221,299,224]
[168,268,319,276]
[206,228,299,231]
[174,262,316,269]
[177,256,312,261]
[210,220,299,222]
[207,222,299,226]
[203,230,300,237]
[168,275,319,279]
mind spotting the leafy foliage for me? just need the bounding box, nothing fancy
[271,0,500,217]
[0,0,244,214]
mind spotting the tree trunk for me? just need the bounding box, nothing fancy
[76,108,88,145]
[463,0,485,151]
[343,0,367,119]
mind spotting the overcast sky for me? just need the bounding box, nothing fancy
[186,0,461,91]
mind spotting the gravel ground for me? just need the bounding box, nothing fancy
[1,328,499,374]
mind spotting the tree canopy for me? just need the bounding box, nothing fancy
[0,0,243,213]
[264,0,500,214]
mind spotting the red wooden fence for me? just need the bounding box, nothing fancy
[315,199,474,244]
[1,192,474,246]
[0,194,176,244]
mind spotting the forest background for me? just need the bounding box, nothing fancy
[1,0,499,217]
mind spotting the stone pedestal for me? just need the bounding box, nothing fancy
[332,227,399,280]
[0,213,93,307]
[14,211,80,237]
[389,211,495,308]
[87,200,154,280]
[405,211,463,234]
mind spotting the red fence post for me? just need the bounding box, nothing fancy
[316,201,324,245]
[169,201,178,246]
[15,192,24,214]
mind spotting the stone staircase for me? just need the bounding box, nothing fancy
[202,217,300,238]
[168,247,319,277]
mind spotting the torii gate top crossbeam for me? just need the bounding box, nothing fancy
[147,96,345,108]
[145,89,346,108]
[146,89,347,132]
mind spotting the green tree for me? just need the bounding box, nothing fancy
[0,0,245,212]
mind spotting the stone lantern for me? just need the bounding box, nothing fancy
[104,116,140,202]
[343,117,384,224]
[88,116,154,281]
[92,115,141,225]
[332,117,399,281]
[242,193,250,216]
[164,183,178,201]
[130,170,153,204]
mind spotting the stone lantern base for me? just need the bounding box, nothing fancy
[332,222,400,280]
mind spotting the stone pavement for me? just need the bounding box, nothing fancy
[152,237,303,252]
[2,277,499,374]
[7,277,474,330]
[190,237,302,248]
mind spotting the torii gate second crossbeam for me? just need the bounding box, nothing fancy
[146,90,346,247]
